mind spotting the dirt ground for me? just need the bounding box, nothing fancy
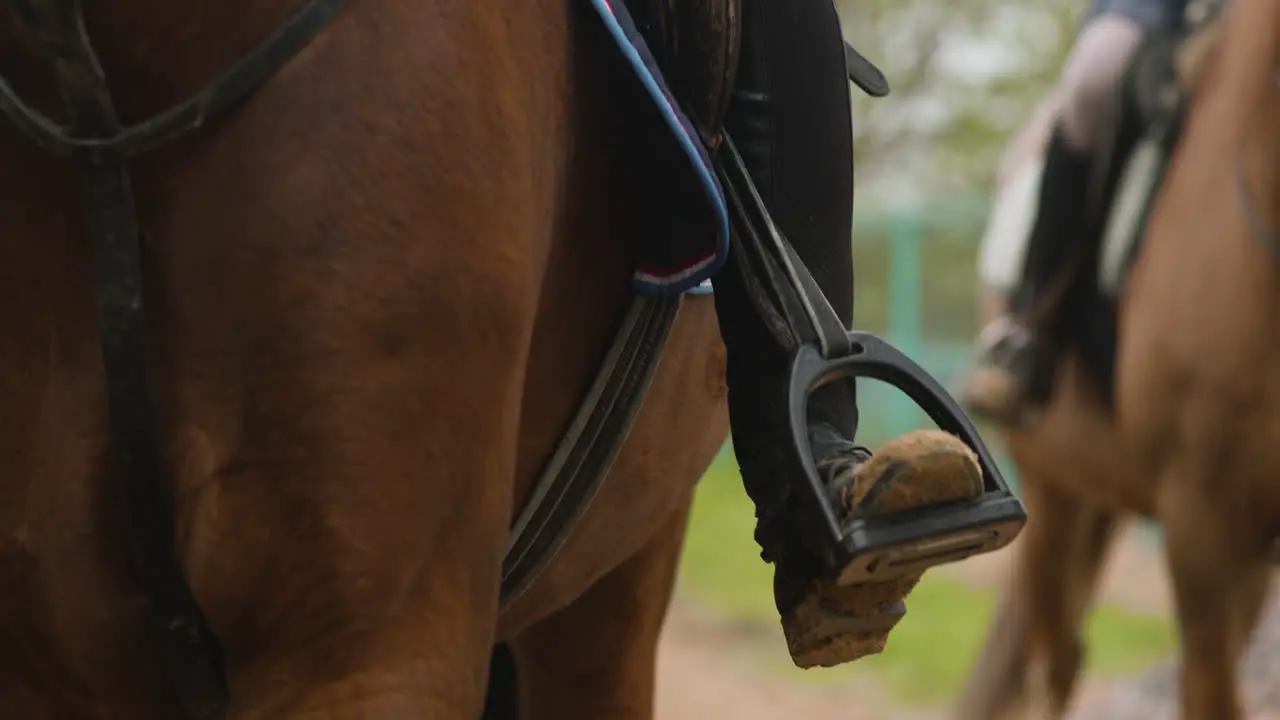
[656,596,933,720]
[654,524,1280,719]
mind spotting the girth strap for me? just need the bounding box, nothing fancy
[500,295,681,605]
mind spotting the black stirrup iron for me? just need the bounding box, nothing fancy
[787,337,1026,583]
[715,129,1026,584]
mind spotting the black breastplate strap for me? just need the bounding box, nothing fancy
[499,294,681,606]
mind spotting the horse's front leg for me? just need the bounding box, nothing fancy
[1022,498,1119,720]
[953,473,1119,720]
[507,506,691,720]
[176,284,532,718]
[1160,464,1270,720]
[164,225,540,718]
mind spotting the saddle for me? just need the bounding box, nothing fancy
[1066,11,1223,404]
[623,0,891,149]
[1094,14,1223,297]
[625,0,741,149]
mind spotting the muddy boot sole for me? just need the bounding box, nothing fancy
[781,429,985,668]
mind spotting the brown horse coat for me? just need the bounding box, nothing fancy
[0,1,729,716]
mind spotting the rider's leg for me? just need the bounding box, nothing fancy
[1016,14,1148,313]
[710,0,861,576]
[711,0,860,566]
[729,0,869,465]
[965,12,1152,417]
[711,0,989,640]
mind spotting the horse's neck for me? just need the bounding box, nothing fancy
[1217,0,1280,268]
[1176,0,1279,258]
[1137,0,1280,346]
[1,0,303,123]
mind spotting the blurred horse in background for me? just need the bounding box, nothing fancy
[954,1,1279,717]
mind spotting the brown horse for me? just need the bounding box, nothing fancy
[0,0,734,717]
[0,0,1005,717]
[954,1,1279,718]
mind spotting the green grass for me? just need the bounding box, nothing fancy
[678,450,1178,705]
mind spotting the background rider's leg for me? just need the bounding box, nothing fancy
[965,12,1152,418]
[1013,16,1147,320]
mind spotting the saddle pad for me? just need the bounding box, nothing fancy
[1095,30,1187,296]
[978,153,1044,293]
[588,0,730,295]
[1099,136,1164,295]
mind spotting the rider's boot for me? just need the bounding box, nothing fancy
[960,125,1094,426]
[712,0,986,667]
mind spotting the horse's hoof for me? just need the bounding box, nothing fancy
[781,430,985,668]
[956,366,1025,427]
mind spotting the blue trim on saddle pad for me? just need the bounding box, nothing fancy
[587,0,731,296]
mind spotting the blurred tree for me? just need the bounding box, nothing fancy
[838,0,1080,203]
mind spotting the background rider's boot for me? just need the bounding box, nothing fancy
[712,0,986,668]
[959,125,1093,426]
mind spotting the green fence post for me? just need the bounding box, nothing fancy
[886,212,923,437]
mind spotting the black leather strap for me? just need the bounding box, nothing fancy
[844,40,890,97]
[0,0,346,159]
[500,295,681,605]
[716,133,854,359]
